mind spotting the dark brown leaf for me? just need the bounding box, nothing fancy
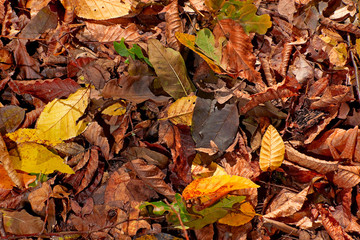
[83,121,111,160]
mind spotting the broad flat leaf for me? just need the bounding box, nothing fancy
[218,201,256,226]
[114,38,152,66]
[36,87,90,142]
[176,32,223,73]
[83,122,111,160]
[148,39,195,99]
[163,95,197,126]
[85,22,141,42]
[259,125,285,171]
[219,1,272,34]
[329,42,348,67]
[10,142,75,174]
[182,175,259,200]
[0,105,25,134]
[102,102,126,116]
[195,28,222,65]
[8,78,80,103]
[205,0,225,12]
[192,98,239,152]
[6,128,62,147]
[64,0,138,20]
[2,209,43,235]
[213,19,262,84]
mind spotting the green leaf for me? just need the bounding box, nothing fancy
[205,0,225,12]
[148,39,195,99]
[195,28,222,65]
[114,38,152,67]
[218,0,272,34]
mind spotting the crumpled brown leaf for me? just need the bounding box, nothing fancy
[241,76,301,113]
[310,85,354,110]
[165,0,183,51]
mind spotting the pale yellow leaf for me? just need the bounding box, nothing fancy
[164,95,197,126]
[182,175,259,200]
[218,201,256,226]
[6,128,62,147]
[65,0,138,20]
[102,102,126,116]
[259,125,285,171]
[10,143,74,174]
[36,87,90,142]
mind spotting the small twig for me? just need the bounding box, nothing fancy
[164,199,189,240]
[262,217,300,237]
[258,180,300,193]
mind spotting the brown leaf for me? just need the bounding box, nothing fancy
[310,85,354,110]
[112,115,129,154]
[333,188,352,229]
[125,146,169,169]
[11,40,41,79]
[213,19,262,85]
[19,105,44,129]
[194,224,214,240]
[84,22,141,42]
[102,76,169,104]
[264,186,309,219]
[28,182,51,214]
[165,0,183,51]
[83,122,111,160]
[2,209,44,235]
[8,78,80,103]
[0,105,25,134]
[76,148,99,194]
[316,204,354,240]
[241,76,301,113]
[128,159,175,201]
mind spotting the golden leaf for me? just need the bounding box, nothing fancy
[218,201,256,226]
[10,143,74,174]
[6,128,62,147]
[162,95,197,126]
[102,102,126,116]
[36,87,90,142]
[182,175,259,200]
[259,125,285,171]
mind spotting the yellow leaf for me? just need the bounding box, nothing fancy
[62,0,138,20]
[36,87,90,142]
[6,128,62,147]
[218,201,256,226]
[191,153,227,179]
[329,42,348,67]
[175,32,223,73]
[259,125,285,171]
[163,95,197,126]
[182,175,259,200]
[10,143,74,174]
[102,102,126,116]
[356,39,360,57]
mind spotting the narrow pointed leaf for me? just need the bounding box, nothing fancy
[148,39,195,99]
[259,125,285,171]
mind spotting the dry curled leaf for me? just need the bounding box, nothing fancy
[165,0,183,51]
[259,125,285,172]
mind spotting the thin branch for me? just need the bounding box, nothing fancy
[164,199,189,240]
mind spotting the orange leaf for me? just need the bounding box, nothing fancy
[218,201,256,226]
[182,175,259,200]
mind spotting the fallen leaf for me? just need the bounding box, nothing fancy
[259,125,285,172]
[148,39,195,99]
[101,102,126,116]
[218,201,256,226]
[76,148,98,194]
[84,22,141,42]
[2,209,44,235]
[0,165,35,190]
[83,122,111,160]
[163,95,197,126]
[0,105,25,134]
[165,0,183,51]
[36,87,90,142]
[10,142,74,174]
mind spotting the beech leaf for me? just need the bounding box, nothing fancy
[162,95,197,126]
[10,143,75,174]
[182,175,259,200]
[148,39,195,99]
[0,105,25,134]
[35,87,90,142]
[218,201,256,226]
[259,125,285,172]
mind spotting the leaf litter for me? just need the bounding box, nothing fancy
[0,0,360,239]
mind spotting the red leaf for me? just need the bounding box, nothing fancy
[8,78,80,102]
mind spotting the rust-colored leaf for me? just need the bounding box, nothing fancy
[83,122,111,160]
[241,77,301,114]
[76,148,99,194]
[259,125,285,172]
[310,85,354,110]
[165,0,183,51]
[213,19,262,84]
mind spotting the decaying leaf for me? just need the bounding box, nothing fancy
[163,95,197,126]
[310,85,354,110]
[2,209,44,235]
[148,39,195,99]
[36,87,90,142]
[213,19,262,84]
[259,125,285,172]
[0,105,25,134]
[165,0,183,51]
[241,77,301,114]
